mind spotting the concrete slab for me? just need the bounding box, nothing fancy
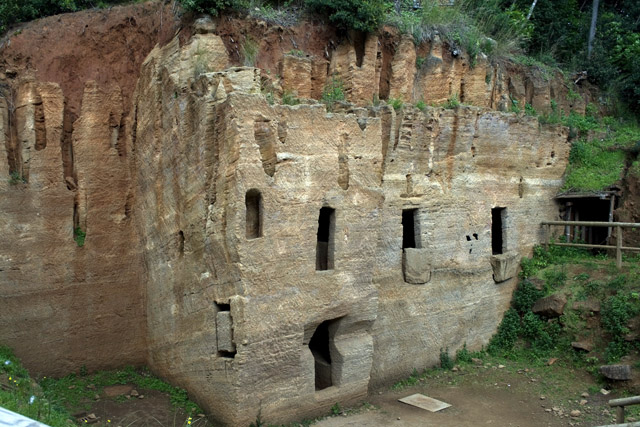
[399,393,451,412]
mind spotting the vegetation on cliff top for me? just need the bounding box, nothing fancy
[3,0,639,113]
[2,0,639,192]
[559,112,640,193]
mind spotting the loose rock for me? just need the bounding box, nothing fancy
[532,294,567,317]
[599,364,632,381]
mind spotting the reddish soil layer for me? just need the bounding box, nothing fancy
[0,1,179,117]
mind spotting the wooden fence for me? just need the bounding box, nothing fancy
[540,221,640,269]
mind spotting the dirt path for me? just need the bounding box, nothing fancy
[315,361,618,427]
[317,385,565,427]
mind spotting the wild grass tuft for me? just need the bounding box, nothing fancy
[241,36,259,67]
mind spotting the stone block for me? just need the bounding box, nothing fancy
[600,364,632,381]
[403,248,431,284]
[532,294,567,318]
[490,252,520,283]
[216,311,235,353]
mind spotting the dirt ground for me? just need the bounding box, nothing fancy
[314,361,622,427]
[75,385,212,427]
[81,360,628,427]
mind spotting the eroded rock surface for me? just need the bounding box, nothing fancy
[0,8,574,426]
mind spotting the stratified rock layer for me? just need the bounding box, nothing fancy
[1,17,571,427]
[125,34,569,425]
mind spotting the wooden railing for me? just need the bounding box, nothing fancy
[540,221,640,269]
[594,396,640,426]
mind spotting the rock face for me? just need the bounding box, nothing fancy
[126,33,569,425]
[0,12,572,427]
[0,80,145,375]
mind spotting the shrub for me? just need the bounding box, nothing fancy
[512,280,544,314]
[304,0,387,33]
[321,77,345,110]
[178,0,248,16]
[415,100,426,111]
[443,93,460,109]
[389,97,403,111]
[520,311,557,353]
[524,103,536,116]
[439,348,454,370]
[601,291,640,362]
[519,245,551,278]
[602,292,640,337]
[563,139,626,192]
[287,49,306,57]
[487,308,520,355]
[330,402,341,415]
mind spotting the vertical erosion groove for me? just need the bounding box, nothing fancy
[34,96,46,151]
[353,31,366,68]
[61,106,77,189]
[254,119,276,177]
[338,133,349,190]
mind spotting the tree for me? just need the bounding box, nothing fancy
[304,0,388,33]
[526,0,538,20]
[588,0,600,57]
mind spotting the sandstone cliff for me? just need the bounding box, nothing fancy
[1,4,574,425]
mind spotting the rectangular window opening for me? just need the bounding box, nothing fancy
[245,189,262,239]
[215,302,236,358]
[316,207,335,271]
[402,209,420,250]
[491,207,507,255]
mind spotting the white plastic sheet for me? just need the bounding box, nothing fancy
[0,407,50,427]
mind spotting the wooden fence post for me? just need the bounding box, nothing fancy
[617,405,625,424]
[617,225,623,270]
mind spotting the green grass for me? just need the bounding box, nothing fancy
[39,365,202,415]
[1,347,203,425]
[491,245,640,366]
[242,36,259,67]
[562,140,626,192]
[0,346,74,426]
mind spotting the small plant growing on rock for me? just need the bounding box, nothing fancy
[8,171,26,185]
[524,103,536,116]
[415,99,426,111]
[281,90,300,106]
[192,43,211,79]
[443,93,460,109]
[321,77,345,111]
[287,49,306,58]
[509,98,521,114]
[242,37,259,67]
[74,227,86,247]
[331,402,341,415]
[389,97,403,111]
